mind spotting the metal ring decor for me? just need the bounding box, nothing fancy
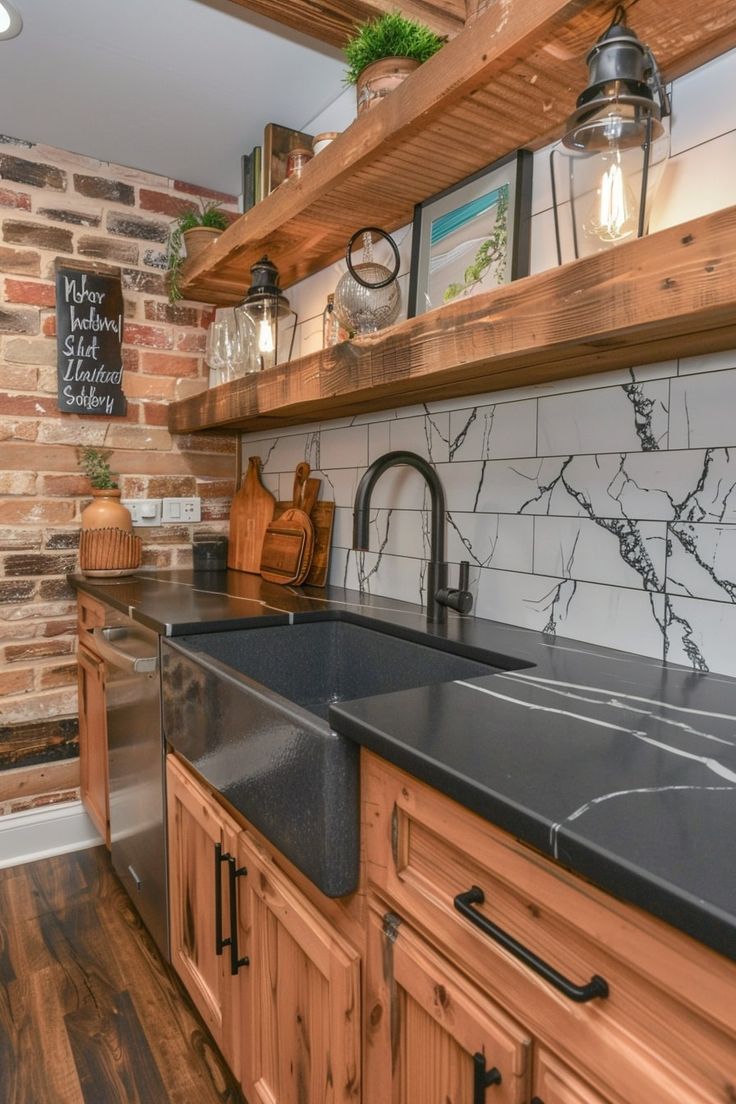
[345,227,401,289]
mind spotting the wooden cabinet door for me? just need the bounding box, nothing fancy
[366,900,531,1104]
[77,642,109,847]
[365,902,531,1104]
[532,1051,612,1104]
[237,833,361,1104]
[166,755,241,1075]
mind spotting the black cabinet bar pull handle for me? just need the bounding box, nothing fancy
[454,887,609,1003]
[473,1052,501,1103]
[214,842,231,956]
[227,856,249,975]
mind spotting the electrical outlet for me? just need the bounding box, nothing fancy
[121,498,162,526]
[162,496,201,523]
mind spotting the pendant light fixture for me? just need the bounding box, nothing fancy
[234,257,298,374]
[550,5,670,263]
[0,0,22,39]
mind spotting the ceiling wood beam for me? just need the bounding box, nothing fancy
[227,0,466,48]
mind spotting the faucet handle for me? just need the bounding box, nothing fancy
[435,560,474,616]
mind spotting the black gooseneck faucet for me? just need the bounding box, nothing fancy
[352,450,473,625]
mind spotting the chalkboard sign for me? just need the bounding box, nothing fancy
[55,266,127,416]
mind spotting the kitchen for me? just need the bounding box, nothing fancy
[1,0,736,1101]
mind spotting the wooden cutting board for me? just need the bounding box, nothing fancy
[260,463,315,585]
[228,456,275,573]
[272,499,335,587]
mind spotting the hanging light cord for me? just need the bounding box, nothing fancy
[606,4,628,31]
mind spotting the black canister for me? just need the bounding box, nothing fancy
[192,534,228,571]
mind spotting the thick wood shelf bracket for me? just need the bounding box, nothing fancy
[168,205,736,435]
[180,0,736,304]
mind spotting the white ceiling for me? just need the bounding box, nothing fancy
[0,0,348,194]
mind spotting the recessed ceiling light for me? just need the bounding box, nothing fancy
[0,1,22,40]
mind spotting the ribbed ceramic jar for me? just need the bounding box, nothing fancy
[81,489,132,532]
[356,56,420,114]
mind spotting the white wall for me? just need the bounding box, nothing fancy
[243,47,736,678]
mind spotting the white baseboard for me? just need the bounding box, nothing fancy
[0,799,103,869]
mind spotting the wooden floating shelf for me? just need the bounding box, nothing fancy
[169,205,736,435]
[180,0,736,305]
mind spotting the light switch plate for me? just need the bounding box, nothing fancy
[162,497,201,523]
[121,498,162,526]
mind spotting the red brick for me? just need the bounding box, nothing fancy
[140,402,169,425]
[0,309,39,336]
[0,246,41,277]
[37,206,101,228]
[107,212,168,243]
[44,618,77,637]
[139,189,197,218]
[77,235,138,264]
[4,552,77,576]
[0,188,31,211]
[0,154,66,191]
[3,220,73,253]
[200,308,216,329]
[123,323,173,350]
[121,267,166,296]
[144,301,198,326]
[73,174,134,205]
[5,279,55,307]
[39,662,78,689]
[173,181,237,204]
[0,669,33,695]
[5,639,74,663]
[201,499,231,521]
[0,392,56,416]
[148,475,197,497]
[39,577,75,601]
[40,474,90,496]
[42,314,56,337]
[140,352,198,376]
[0,579,35,603]
[176,330,206,353]
[197,478,235,499]
[122,347,139,373]
[0,500,74,525]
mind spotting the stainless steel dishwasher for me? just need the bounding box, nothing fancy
[92,609,169,959]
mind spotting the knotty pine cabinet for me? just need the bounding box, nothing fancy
[166,754,242,1076]
[362,751,736,1104]
[166,754,361,1103]
[76,593,110,846]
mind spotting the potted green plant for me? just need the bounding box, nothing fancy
[77,446,129,530]
[167,199,230,302]
[344,10,444,114]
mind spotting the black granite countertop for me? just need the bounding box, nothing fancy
[73,569,736,961]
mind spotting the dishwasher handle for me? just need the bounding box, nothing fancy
[91,627,158,673]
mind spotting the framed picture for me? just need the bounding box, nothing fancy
[407,149,533,318]
[262,123,314,196]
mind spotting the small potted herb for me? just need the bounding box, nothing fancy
[167,199,230,302]
[77,447,141,573]
[344,11,444,114]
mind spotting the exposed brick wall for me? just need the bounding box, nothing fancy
[0,134,236,813]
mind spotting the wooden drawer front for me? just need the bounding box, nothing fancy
[77,592,106,639]
[363,752,736,1104]
[533,1050,612,1104]
[365,902,531,1104]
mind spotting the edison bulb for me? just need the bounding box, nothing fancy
[583,143,639,245]
[257,317,275,354]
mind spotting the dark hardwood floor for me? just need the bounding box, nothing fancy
[0,846,244,1104]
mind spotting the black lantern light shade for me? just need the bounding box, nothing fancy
[550,6,671,262]
[235,257,298,373]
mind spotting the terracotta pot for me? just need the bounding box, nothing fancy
[183,226,222,263]
[81,489,132,532]
[356,56,421,114]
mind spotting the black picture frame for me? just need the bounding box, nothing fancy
[407,149,533,318]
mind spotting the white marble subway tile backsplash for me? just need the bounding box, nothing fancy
[242,349,736,678]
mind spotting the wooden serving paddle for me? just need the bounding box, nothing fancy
[260,462,315,585]
[228,456,275,573]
